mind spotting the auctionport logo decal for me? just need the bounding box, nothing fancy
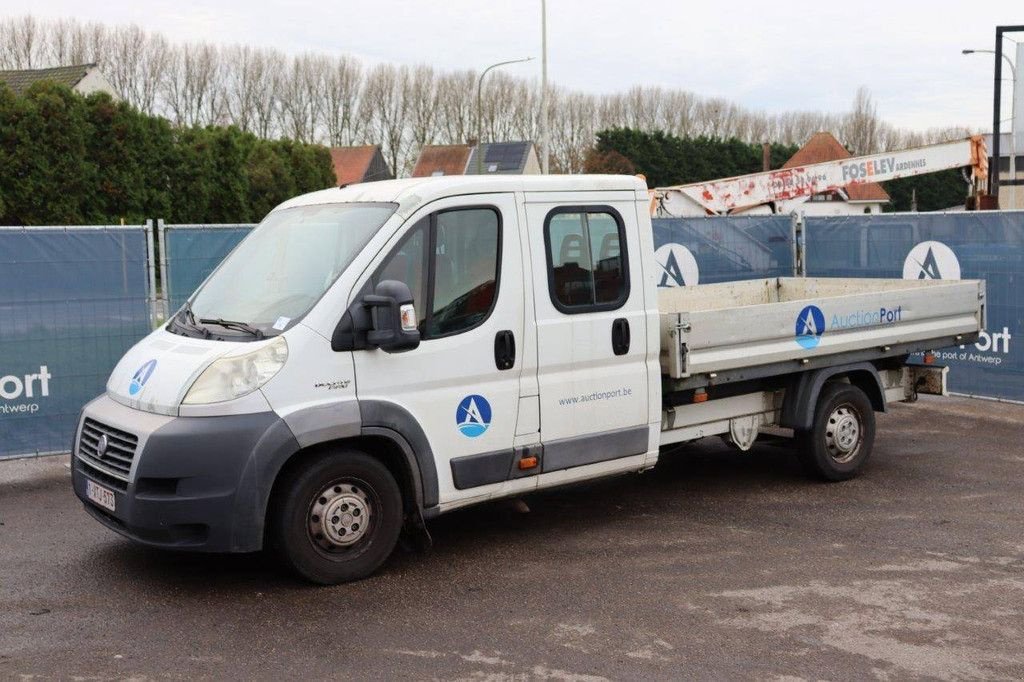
[903,241,961,281]
[654,243,699,287]
[902,241,1012,366]
[795,305,826,349]
[129,359,158,396]
[456,394,491,438]
[0,365,52,415]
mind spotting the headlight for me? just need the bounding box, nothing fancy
[183,337,288,405]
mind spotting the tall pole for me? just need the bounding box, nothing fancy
[541,0,549,174]
[1014,43,1024,208]
[989,27,1024,203]
[1011,51,1018,209]
[964,46,1018,206]
[476,57,533,174]
[992,30,1004,202]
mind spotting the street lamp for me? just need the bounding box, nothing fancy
[962,48,1016,79]
[964,46,1018,204]
[476,57,534,174]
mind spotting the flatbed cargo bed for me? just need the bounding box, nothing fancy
[659,277,985,382]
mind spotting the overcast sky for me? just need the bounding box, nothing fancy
[11,0,1024,132]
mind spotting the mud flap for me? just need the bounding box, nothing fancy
[399,508,433,553]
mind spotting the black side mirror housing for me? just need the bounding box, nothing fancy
[331,280,421,353]
[363,280,420,352]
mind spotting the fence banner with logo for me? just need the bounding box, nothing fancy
[805,211,1024,402]
[160,223,254,314]
[651,216,796,287]
[0,226,152,459]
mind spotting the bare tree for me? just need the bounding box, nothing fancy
[435,70,476,144]
[548,88,597,173]
[0,16,42,68]
[224,45,264,133]
[508,77,540,142]
[279,53,329,143]
[323,55,364,145]
[362,64,410,174]
[105,24,167,113]
[843,86,880,155]
[39,17,80,66]
[163,42,224,127]
[257,50,287,139]
[404,65,439,152]
[662,90,698,138]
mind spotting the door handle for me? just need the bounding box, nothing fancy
[612,318,630,356]
[494,330,516,370]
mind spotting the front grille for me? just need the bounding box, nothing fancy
[77,418,139,490]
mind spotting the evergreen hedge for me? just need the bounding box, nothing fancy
[0,82,336,225]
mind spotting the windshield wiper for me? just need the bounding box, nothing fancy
[173,302,211,339]
[199,317,265,339]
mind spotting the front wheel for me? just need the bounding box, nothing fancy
[269,449,403,584]
[795,382,876,481]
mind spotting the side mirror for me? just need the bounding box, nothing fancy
[363,280,420,352]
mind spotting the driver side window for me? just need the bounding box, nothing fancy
[373,217,429,330]
[372,207,501,339]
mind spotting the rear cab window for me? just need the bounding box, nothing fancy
[543,206,629,313]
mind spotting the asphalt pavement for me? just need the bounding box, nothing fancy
[2,396,1023,680]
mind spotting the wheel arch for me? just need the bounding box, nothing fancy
[266,430,431,523]
[780,362,886,432]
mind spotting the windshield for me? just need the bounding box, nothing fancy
[181,202,395,337]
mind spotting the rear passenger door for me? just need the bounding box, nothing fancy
[525,200,651,481]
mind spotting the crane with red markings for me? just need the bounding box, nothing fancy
[652,135,990,216]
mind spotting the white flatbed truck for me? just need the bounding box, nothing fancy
[72,176,985,584]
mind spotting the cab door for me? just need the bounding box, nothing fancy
[523,198,652,482]
[351,194,526,507]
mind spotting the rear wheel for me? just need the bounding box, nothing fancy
[796,382,875,481]
[270,449,403,585]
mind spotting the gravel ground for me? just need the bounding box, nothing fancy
[1,395,1023,681]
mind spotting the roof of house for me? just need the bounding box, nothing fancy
[329,145,392,186]
[411,144,473,177]
[466,141,536,175]
[0,63,98,96]
[782,132,890,202]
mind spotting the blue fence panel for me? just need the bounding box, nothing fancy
[162,224,254,314]
[805,212,1024,402]
[0,226,152,459]
[651,215,795,286]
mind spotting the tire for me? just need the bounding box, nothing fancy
[269,449,403,585]
[795,382,876,482]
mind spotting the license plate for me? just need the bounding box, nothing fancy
[86,479,116,512]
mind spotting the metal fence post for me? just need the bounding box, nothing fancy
[145,219,158,326]
[792,212,807,277]
[157,218,169,320]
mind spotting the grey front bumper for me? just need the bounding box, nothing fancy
[72,395,299,552]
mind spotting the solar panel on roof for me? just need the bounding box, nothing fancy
[483,143,527,171]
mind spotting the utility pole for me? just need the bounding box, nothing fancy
[540,0,549,174]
